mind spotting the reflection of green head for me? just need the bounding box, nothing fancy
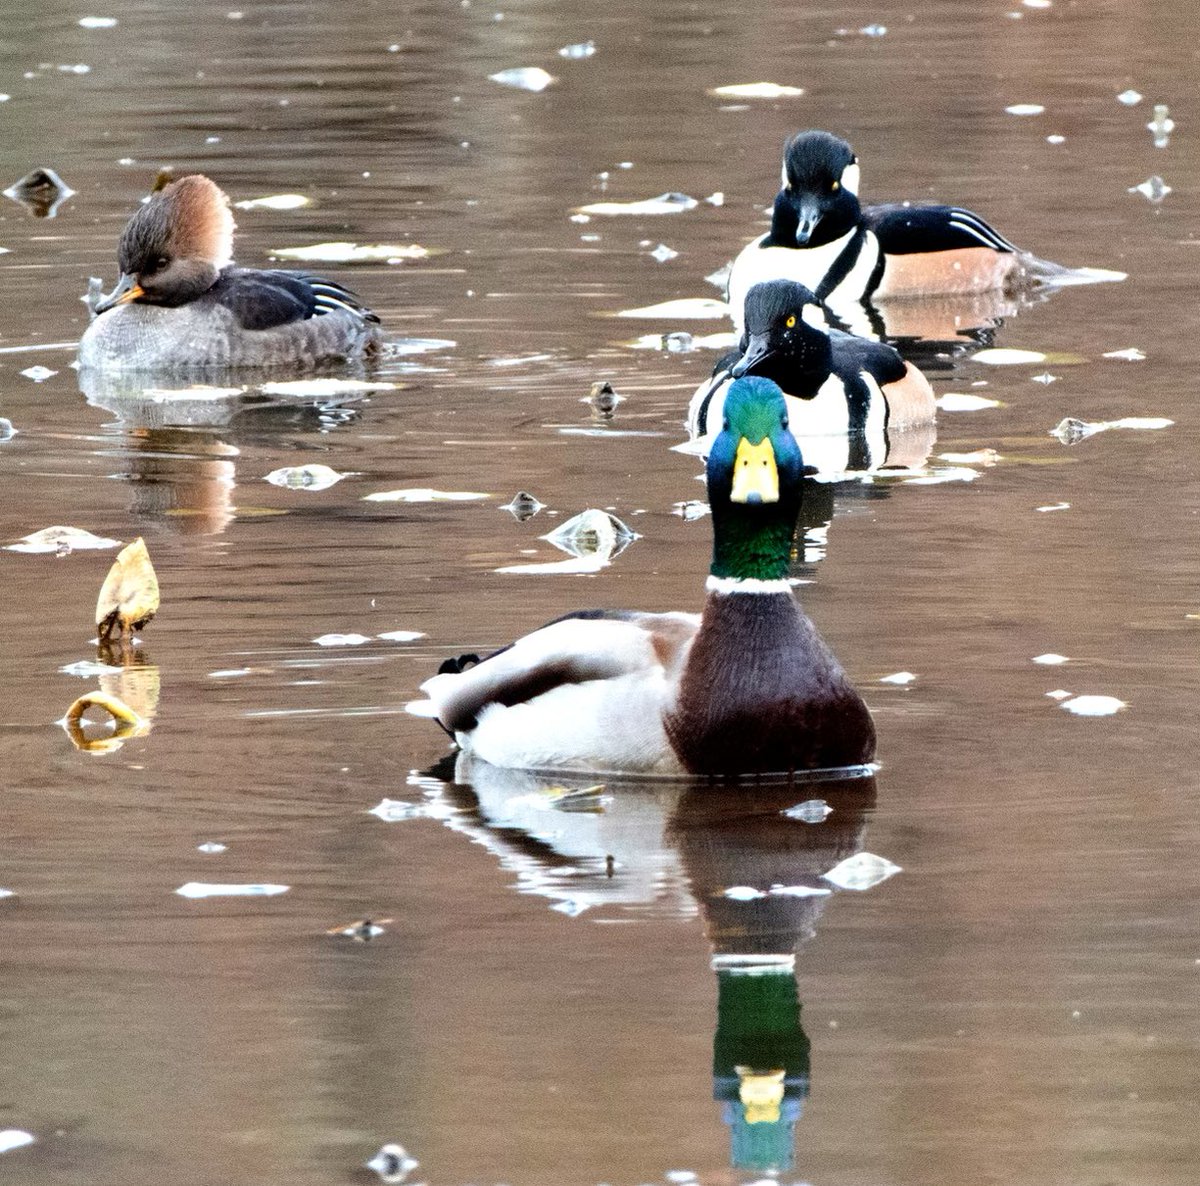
[713,966,810,1172]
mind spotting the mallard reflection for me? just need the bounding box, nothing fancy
[412,759,878,1175]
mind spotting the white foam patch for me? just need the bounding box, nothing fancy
[708,82,805,99]
[1061,695,1126,717]
[175,882,289,898]
[577,193,698,216]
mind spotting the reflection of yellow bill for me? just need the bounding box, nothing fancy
[737,1067,786,1125]
[63,690,150,753]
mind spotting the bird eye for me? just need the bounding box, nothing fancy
[781,415,788,429]
[153,256,169,271]
[831,180,840,192]
[785,315,796,328]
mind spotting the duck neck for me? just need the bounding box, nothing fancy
[709,500,798,584]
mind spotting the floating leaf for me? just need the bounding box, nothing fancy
[935,393,1001,412]
[1101,347,1146,361]
[269,242,434,264]
[7,525,121,554]
[368,798,425,821]
[723,885,768,901]
[20,365,56,382]
[259,378,399,396]
[1051,416,1172,444]
[880,671,916,685]
[974,347,1047,365]
[264,464,349,490]
[1061,694,1126,717]
[502,491,545,520]
[489,66,555,91]
[0,1130,35,1154]
[197,842,227,853]
[1033,653,1069,665]
[769,883,833,898]
[1006,103,1046,116]
[234,193,310,211]
[363,487,488,503]
[783,798,833,823]
[1130,176,1170,202]
[558,40,596,58]
[614,297,728,319]
[377,629,425,642]
[939,448,1001,465]
[175,882,289,898]
[576,192,698,216]
[709,82,805,99]
[822,852,902,891]
[366,1143,419,1183]
[313,632,371,646]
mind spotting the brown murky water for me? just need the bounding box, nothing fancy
[1,1,1198,1183]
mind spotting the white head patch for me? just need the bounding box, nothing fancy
[840,161,861,196]
[801,302,828,331]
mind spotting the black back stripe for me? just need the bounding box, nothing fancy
[945,209,1019,253]
[814,225,868,303]
[694,370,730,437]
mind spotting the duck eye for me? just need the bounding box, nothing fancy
[785,315,796,328]
[831,179,840,192]
[781,415,788,429]
[153,256,169,271]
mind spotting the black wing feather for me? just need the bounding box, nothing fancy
[865,203,1019,255]
[211,267,378,331]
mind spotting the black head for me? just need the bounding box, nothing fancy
[729,281,833,390]
[95,175,235,313]
[767,130,862,249]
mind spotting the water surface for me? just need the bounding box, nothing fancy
[1,1,1197,1183]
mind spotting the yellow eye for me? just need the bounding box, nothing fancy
[785,315,796,328]
[831,179,840,192]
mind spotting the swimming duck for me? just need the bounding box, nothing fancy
[688,281,936,475]
[727,130,1022,331]
[78,175,381,370]
[416,376,876,777]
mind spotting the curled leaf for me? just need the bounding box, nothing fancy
[62,690,150,752]
[96,537,159,642]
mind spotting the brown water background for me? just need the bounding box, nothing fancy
[1,1,1198,1183]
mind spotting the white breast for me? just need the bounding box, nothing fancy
[727,229,881,332]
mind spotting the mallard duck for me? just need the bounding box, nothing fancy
[415,376,876,777]
[689,280,936,475]
[78,175,380,370]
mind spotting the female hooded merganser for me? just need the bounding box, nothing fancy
[78,175,381,370]
[689,281,936,476]
[727,130,1022,331]
[415,376,876,777]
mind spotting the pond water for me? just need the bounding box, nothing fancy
[1,0,1198,1183]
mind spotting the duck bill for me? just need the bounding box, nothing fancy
[93,272,145,314]
[793,196,822,246]
[730,333,773,378]
[730,437,780,504]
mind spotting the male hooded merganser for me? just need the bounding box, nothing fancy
[78,175,381,370]
[727,131,1022,331]
[688,281,936,475]
[415,376,876,777]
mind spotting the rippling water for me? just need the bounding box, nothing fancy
[1,1,1197,1183]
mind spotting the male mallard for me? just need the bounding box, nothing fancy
[415,376,876,777]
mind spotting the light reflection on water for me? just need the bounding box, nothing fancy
[1,0,1198,1183]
